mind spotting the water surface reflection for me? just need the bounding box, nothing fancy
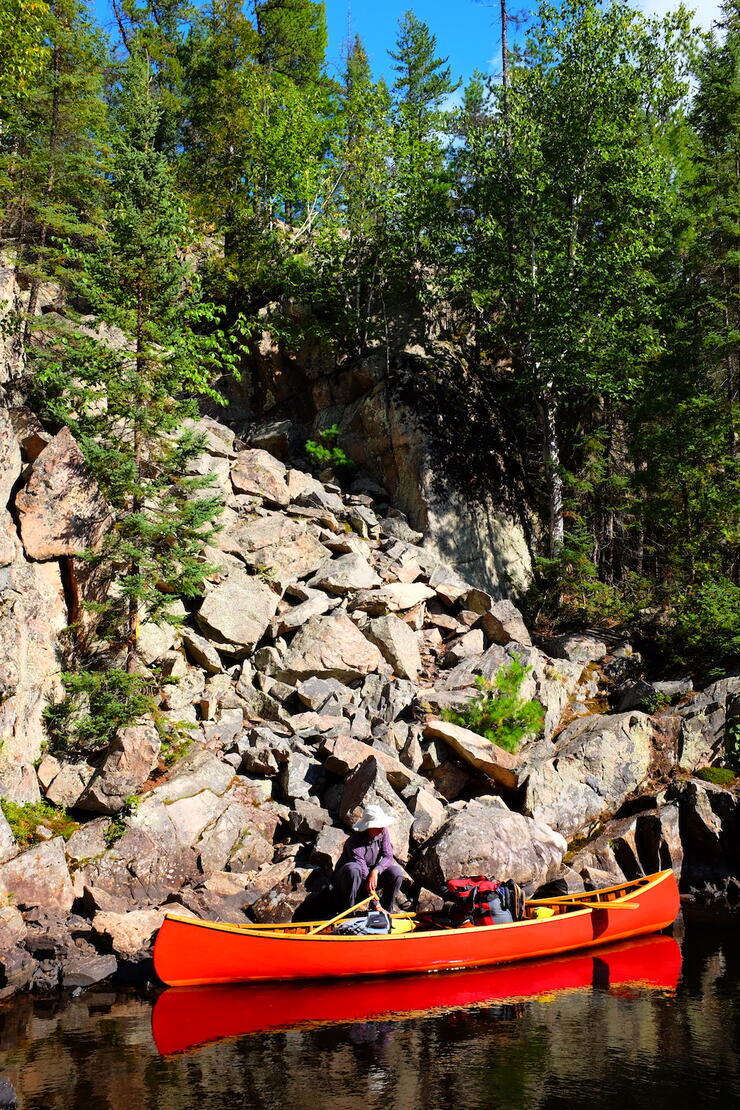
[0,926,737,1110]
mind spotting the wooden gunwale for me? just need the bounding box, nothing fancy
[159,871,664,941]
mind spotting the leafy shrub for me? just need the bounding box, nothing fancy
[0,800,79,850]
[44,669,158,756]
[695,766,736,786]
[529,525,650,630]
[666,578,740,675]
[440,658,545,753]
[304,424,353,473]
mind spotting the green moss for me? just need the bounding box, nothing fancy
[103,795,139,847]
[695,766,736,786]
[0,799,79,850]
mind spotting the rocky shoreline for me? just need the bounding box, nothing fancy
[0,410,738,1001]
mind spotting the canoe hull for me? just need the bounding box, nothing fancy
[153,933,682,1054]
[153,869,679,987]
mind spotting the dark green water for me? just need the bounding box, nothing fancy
[0,921,738,1110]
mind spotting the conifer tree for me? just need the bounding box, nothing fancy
[35,46,231,679]
[387,11,459,292]
[254,0,326,85]
[0,0,108,343]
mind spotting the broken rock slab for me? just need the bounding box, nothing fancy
[423,719,522,791]
[15,426,112,560]
[276,612,383,685]
[77,718,161,815]
[91,908,164,960]
[364,614,422,681]
[308,552,382,595]
[0,838,74,914]
[196,570,280,656]
[221,513,329,585]
[230,448,291,506]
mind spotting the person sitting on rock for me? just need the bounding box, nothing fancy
[334,804,403,913]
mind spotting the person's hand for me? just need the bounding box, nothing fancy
[368,868,378,893]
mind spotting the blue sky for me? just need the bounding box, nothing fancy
[92,0,722,86]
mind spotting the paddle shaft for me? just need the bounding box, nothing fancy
[568,900,640,911]
[307,895,377,936]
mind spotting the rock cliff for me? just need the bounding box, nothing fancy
[0,400,737,998]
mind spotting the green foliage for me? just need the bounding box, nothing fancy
[103,795,140,847]
[440,659,545,754]
[0,799,79,850]
[695,766,736,786]
[667,578,740,674]
[304,424,353,473]
[530,526,650,629]
[44,669,157,756]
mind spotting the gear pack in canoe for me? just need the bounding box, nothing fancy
[443,876,526,926]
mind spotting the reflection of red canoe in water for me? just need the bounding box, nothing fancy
[152,934,681,1056]
[153,870,679,988]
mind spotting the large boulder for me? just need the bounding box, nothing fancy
[350,582,435,614]
[0,839,74,913]
[275,612,383,684]
[569,804,683,883]
[677,677,740,772]
[461,591,531,647]
[364,614,422,681]
[308,552,382,595]
[91,908,164,961]
[15,426,112,560]
[416,797,566,892]
[521,712,653,838]
[423,719,522,790]
[220,513,328,585]
[196,571,280,656]
[230,448,290,506]
[675,777,740,890]
[77,718,161,814]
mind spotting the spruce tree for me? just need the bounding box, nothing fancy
[387,12,459,293]
[0,0,108,344]
[254,0,326,85]
[35,46,231,684]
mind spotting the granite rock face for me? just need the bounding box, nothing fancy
[521,712,654,838]
[416,798,567,893]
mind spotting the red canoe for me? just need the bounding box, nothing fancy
[152,933,682,1055]
[153,869,680,988]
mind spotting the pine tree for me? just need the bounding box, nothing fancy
[0,0,108,344]
[254,0,326,85]
[386,11,459,293]
[34,46,231,678]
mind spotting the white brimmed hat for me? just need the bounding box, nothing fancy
[352,804,396,832]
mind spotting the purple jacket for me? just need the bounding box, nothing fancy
[339,828,395,875]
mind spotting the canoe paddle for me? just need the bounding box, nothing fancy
[568,900,640,911]
[307,894,377,936]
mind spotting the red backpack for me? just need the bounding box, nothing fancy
[444,876,502,926]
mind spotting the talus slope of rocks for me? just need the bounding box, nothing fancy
[0,409,737,997]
